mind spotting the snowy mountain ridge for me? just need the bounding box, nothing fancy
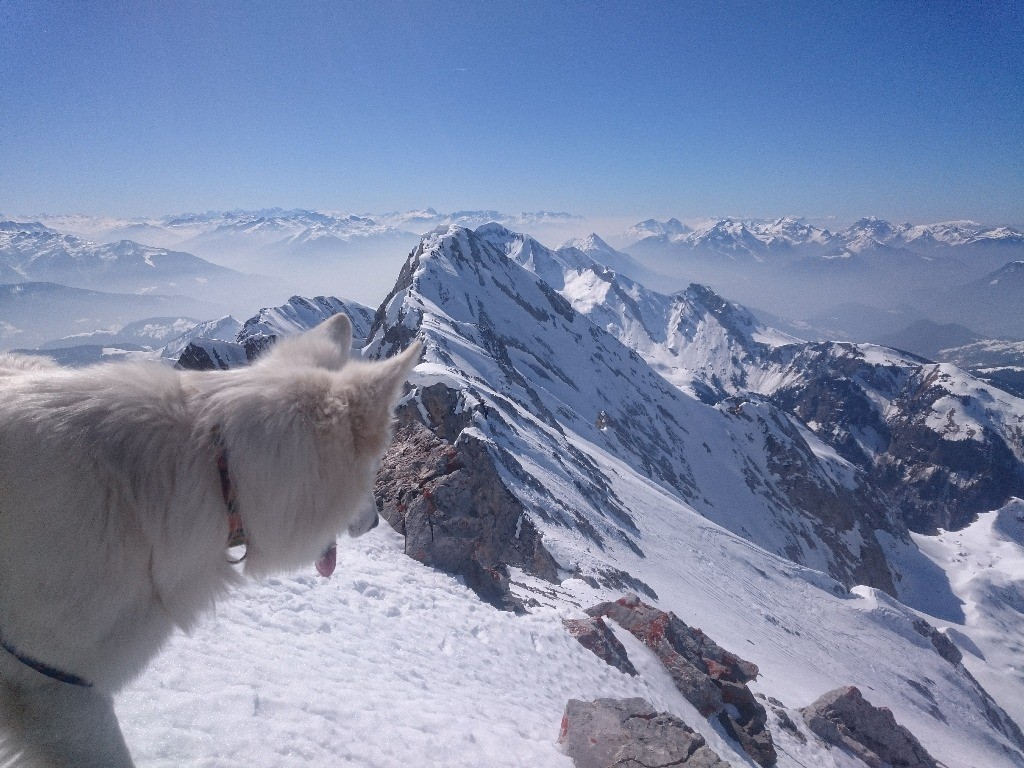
[475,223,1024,536]
[0,220,239,289]
[174,295,375,370]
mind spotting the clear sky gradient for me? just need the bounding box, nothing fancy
[1,0,1021,226]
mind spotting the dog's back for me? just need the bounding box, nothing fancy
[0,318,419,767]
[0,353,59,376]
[0,354,177,767]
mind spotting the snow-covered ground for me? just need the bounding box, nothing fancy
[117,528,650,768]
[114,487,1024,767]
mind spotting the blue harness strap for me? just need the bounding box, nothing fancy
[0,629,93,687]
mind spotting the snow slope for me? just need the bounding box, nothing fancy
[910,498,1024,729]
[112,459,1024,767]
[515,228,1024,535]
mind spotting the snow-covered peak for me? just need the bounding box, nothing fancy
[622,218,692,243]
[754,216,835,247]
[561,232,614,254]
[367,225,914,596]
[238,295,376,349]
[843,216,910,243]
[475,222,594,289]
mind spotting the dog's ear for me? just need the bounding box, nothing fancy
[341,340,422,452]
[315,313,353,364]
[259,312,354,370]
[375,339,422,402]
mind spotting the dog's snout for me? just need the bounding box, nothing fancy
[347,504,381,537]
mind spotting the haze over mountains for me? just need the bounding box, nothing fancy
[4,208,1024,766]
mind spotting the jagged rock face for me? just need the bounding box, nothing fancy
[176,339,250,370]
[559,698,730,768]
[375,383,560,612]
[529,244,1024,534]
[563,617,638,677]
[767,347,1024,532]
[587,595,776,767]
[718,398,900,594]
[912,618,962,666]
[800,686,938,768]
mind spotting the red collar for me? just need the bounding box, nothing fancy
[213,428,248,564]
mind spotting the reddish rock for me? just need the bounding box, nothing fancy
[563,616,638,676]
[587,594,776,766]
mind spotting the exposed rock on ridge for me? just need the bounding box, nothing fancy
[800,686,939,768]
[559,697,730,768]
[586,595,776,766]
[375,383,560,612]
[562,616,638,677]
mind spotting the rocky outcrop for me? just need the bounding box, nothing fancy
[375,383,561,612]
[800,686,938,768]
[563,617,637,676]
[559,698,730,768]
[766,345,1024,533]
[912,618,962,666]
[587,595,776,767]
[720,397,902,594]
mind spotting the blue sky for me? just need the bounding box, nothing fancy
[1,0,1021,226]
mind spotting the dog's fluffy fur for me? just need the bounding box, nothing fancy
[0,315,419,767]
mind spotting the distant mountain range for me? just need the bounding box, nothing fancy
[0,220,285,317]
[617,216,1024,344]
[621,216,1024,258]
[0,282,220,351]
[26,208,580,259]
[14,209,1023,343]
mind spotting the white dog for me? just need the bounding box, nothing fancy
[0,314,419,767]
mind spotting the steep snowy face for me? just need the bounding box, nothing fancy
[475,223,594,290]
[557,233,653,282]
[237,295,376,351]
[911,498,1024,729]
[364,225,912,593]
[161,316,243,360]
[488,227,801,404]
[517,239,1024,536]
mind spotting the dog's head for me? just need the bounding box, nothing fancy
[208,313,420,577]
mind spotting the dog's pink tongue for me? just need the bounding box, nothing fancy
[315,542,337,578]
